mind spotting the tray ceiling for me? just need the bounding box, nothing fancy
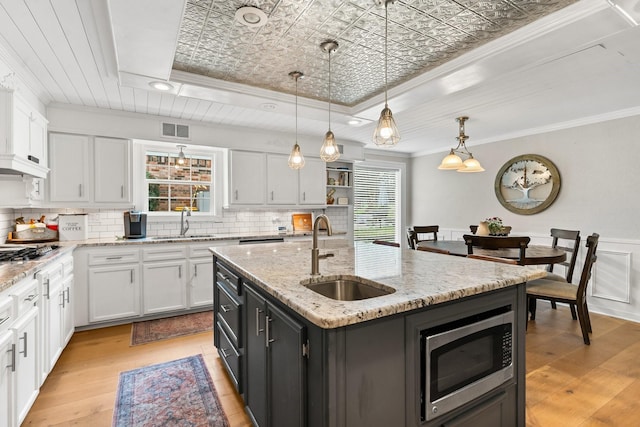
[173,0,578,106]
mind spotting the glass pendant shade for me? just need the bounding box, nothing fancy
[177,145,187,165]
[373,105,400,147]
[288,143,305,169]
[320,130,340,162]
[437,149,463,170]
[457,156,485,173]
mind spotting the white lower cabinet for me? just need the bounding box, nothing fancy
[0,330,13,427]
[89,264,141,322]
[142,260,188,314]
[188,244,216,308]
[12,307,39,425]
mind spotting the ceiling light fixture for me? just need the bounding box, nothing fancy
[319,40,340,163]
[149,81,173,91]
[235,6,268,28]
[176,144,187,166]
[373,0,400,147]
[288,71,305,170]
[438,117,485,173]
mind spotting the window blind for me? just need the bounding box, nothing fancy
[353,166,400,243]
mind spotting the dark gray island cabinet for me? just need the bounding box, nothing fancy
[212,241,539,427]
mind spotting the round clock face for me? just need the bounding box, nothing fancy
[494,154,561,215]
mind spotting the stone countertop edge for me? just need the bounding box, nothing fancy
[209,241,547,330]
[61,230,346,247]
[0,245,76,293]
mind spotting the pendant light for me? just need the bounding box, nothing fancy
[288,71,305,170]
[438,117,485,173]
[319,40,341,162]
[176,144,187,165]
[373,0,400,147]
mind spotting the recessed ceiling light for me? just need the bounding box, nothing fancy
[235,6,268,28]
[149,81,173,91]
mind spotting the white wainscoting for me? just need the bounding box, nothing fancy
[438,229,640,324]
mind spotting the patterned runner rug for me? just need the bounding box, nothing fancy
[130,311,213,346]
[112,354,229,427]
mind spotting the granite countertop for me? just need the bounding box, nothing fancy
[0,245,76,293]
[210,240,547,329]
[62,230,344,247]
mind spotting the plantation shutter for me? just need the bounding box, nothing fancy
[353,166,400,243]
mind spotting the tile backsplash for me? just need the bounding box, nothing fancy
[9,207,348,240]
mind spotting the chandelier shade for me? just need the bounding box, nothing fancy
[438,116,484,173]
[320,40,341,162]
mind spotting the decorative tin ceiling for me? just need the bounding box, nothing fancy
[173,0,577,106]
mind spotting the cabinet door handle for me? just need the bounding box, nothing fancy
[194,264,198,277]
[78,184,82,197]
[271,191,274,201]
[303,191,306,201]
[59,291,65,307]
[0,316,9,326]
[64,287,70,306]
[235,190,238,200]
[19,332,28,358]
[121,185,124,198]
[220,304,232,313]
[35,180,40,195]
[178,265,182,278]
[24,294,37,302]
[130,269,134,284]
[44,278,50,299]
[255,308,264,336]
[220,348,230,358]
[7,344,15,372]
[106,256,123,260]
[265,315,274,347]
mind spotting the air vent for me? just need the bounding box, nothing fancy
[161,122,190,139]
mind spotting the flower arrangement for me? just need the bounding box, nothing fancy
[485,217,503,235]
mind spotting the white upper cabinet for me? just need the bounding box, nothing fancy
[299,157,326,205]
[0,89,48,177]
[229,150,327,207]
[48,133,132,206]
[48,133,91,203]
[267,154,298,205]
[94,137,131,203]
[230,151,266,205]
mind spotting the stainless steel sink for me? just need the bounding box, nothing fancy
[301,276,395,301]
[151,234,216,240]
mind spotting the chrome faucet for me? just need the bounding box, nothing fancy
[180,207,191,236]
[311,214,333,275]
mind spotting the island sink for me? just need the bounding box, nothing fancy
[301,275,395,301]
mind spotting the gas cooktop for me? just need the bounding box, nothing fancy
[0,244,59,262]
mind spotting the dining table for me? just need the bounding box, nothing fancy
[416,240,566,266]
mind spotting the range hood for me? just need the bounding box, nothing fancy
[0,154,49,178]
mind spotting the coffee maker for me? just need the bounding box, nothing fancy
[124,211,147,239]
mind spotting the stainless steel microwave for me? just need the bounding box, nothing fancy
[421,307,514,421]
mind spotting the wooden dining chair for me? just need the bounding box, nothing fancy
[462,234,530,266]
[372,240,400,247]
[469,225,478,234]
[527,233,599,345]
[546,228,581,282]
[409,226,439,249]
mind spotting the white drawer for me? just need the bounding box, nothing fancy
[10,278,39,317]
[0,296,13,333]
[61,255,74,276]
[89,249,140,266]
[143,245,187,262]
[189,244,215,258]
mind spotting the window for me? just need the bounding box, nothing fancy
[353,165,400,243]
[140,144,223,215]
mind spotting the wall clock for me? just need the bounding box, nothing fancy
[494,154,561,215]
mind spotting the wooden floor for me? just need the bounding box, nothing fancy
[23,303,640,426]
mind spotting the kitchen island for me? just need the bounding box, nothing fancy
[211,240,546,427]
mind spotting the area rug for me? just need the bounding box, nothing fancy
[112,354,229,427]
[131,311,213,346]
